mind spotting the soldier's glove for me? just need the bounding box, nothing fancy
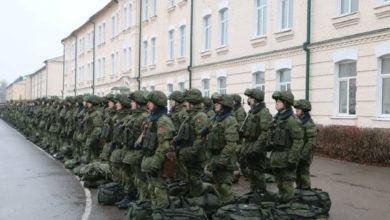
[134,141,142,150]
[200,127,210,138]
[172,136,181,148]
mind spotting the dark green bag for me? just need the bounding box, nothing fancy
[238,191,278,208]
[272,201,328,220]
[213,203,273,220]
[294,188,331,214]
[125,200,153,220]
[152,206,207,220]
[97,182,124,205]
[188,193,221,215]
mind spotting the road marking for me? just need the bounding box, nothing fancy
[4,121,92,220]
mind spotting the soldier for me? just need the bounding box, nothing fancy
[240,88,272,192]
[139,90,175,210]
[294,99,317,189]
[231,94,247,129]
[168,91,188,131]
[202,96,215,119]
[173,88,209,197]
[206,94,239,204]
[269,91,304,203]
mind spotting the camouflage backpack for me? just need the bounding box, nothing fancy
[294,188,331,215]
[97,182,124,205]
[271,201,328,220]
[125,200,153,220]
[213,203,273,220]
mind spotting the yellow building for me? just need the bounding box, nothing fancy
[6,77,27,101]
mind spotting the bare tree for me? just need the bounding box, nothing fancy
[0,79,8,103]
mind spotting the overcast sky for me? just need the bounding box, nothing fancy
[0,0,110,84]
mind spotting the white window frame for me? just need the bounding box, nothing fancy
[279,0,293,30]
[217,76,227,94]
[255,0,267,36]
[112,15,116,38]
[169,0,175,8]
[178,82,185,92]
[102,22,106,43]
[277,68,291,92]
[339,0,359,15]
[111,53,115,75]
[219,8,228,46]
[179,25,186,58]
[123,48,128,71]
[128,47,132,70]
[97,59,101,77]
[203,15,211,50]
[143,40,148,66]
[252,71,265,91]
[379,55,390,117]
[128,4,133,27]
[102,57,106,75]
[152,0,157,16]
[335,60,357,116]
[115,51,119,75]
[151,37,156,65]
[202,79,210,97]
[168,30,175,60]
[167,83,173,95]
[142,0,149,21]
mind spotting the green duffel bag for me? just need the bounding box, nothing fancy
[238,191,278,208]
[80,162,110,181]
[64,159,79,169]
[294,188,331,214]
[125,200,153,220]
[213,203,273,220]
[188,193,221,215]
[97,181,124,205]
[272,201,328,220]
[152,206,207,220]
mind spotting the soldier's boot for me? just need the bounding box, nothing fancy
[116,192,136,209]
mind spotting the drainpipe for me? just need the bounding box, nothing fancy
[74,35,78,96]
[91,21,96,95]
[137,0,143,90]
[187,0,194,88]
[62,41,65,99]
[303,0,312,100]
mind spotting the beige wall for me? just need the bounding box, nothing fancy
[61,0,390,128]
[6,79,26,101]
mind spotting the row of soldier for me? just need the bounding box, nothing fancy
[0,88,317,213]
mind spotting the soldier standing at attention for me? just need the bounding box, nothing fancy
[173,88,209,197]
[202,96,216,119]
[231,94,247,129]
[294,99,317,189]
[140,91,176,210]
[168,91,188,132]
[269,91,304,203]
[240,88,272,192]
[207,94,239,205]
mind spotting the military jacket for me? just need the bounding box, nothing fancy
[232,105,247,129]
[169,104,188,132]
[301,118,317,162]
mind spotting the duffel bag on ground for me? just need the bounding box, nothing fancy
[213,203,273,220]
[188,192,221,215]
[272,201,328,220]
[238,191,278,208]
[125,200,153,220]
[152,206,207,220]
[294,188,331,214]
[97,181,124,205]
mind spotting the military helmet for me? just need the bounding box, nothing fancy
[203,97,213,107]
[84,94,100,105]
[184,88,203,103]
[116,94,131,107]
[244,88,265,102]
[130,91,148,105]
[272,91,294,105]
[294,99,312,111]
[147,90,168,107]
[106,93,116,102]
[212,94,234,108]
[230,94,242,103]
[168,91,184,103]
[64,96,74,103]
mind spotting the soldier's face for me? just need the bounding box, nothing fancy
[86,102,93,108]
[183,101,190,110]
[248,97,256,108]
[214,103,222,113]
[275,99,286,112]
[130,100,138,110]
[116,102,123,110]
[147,101,156,111]
[108,101,115,108]
[295,108,304,117]
[83,101,87,107]
[169,99,176,109]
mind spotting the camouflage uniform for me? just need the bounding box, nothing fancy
[269,91,304,203]
[173,89,209,197]
[294,99,317,189]
[207,94,239,204]
[140,91,175,210]
[168,91,188,132]
[203,97,215,119]
[231,94,247,129]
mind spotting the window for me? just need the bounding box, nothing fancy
[150,86,155,91]
[143,41,148,66]
[97,59,101,77]
[112,15,116,37]
[102,57,106,75]
[280,0,293,30]
[169,0,175,8]
[277,69,291,91]
[178,82,185,92]
[128,47,132,69]
[152,0,157,16]
[102,22,106,43]
[115,51,119,75]
[253,71,265,91]
[111,53,115,74]
[123,48,128,70]
[337,61,357,115]
[124,7,128,29]
[380,56,390,115]
[202,79,210,97]
[87,63,91,81]
[167,83,173,95]
[142,0,149,21]
[168,30,175,60]
[142,86,147,91]
[151,38,156,65]
[98,25,102,44]
[219,8,228,46]
[128,4,132,27]
[217,77,227,94]
[255,0,267,36]
[179,26,186,57]
[340,0,358,15]
[203,15,211,50]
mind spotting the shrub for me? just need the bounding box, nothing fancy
[316,125,390,166]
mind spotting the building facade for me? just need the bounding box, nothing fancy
[6,77,27,101]
[62,0,390,128]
